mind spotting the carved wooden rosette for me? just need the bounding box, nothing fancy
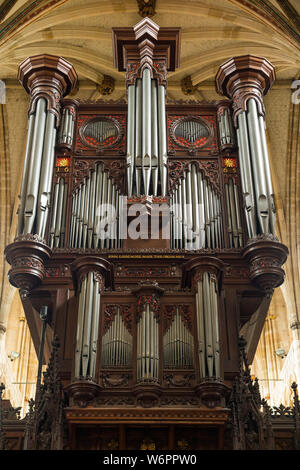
[18,54,77,125]
[242,235,289,295]
[112,17,180,88]
[215,55,275,127]
[4,235,52,298]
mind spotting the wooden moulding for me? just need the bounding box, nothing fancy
[215,54,275,125]
[70,255,114,291]
[4,234,52,299]
[18,54,78,123]
[112,17,181,72]
[182,256,225,290]
[242,234,289,294]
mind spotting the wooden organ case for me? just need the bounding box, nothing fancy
[4,18,289,451]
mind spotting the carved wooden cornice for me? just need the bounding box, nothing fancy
[215,54,275,126]
[4,234,52,298]
[112,18,180,87]
[70,255,114,292]
[242,235,289,294]
[64,406,229,424]
[182,256,225,289]
[18,54,77,125]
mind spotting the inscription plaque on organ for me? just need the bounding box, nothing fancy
[3,17,290,451]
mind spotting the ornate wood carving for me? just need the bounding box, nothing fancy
[23,336,65,450]
[167,113,218,155]
[70,256,113,291]
[18,54,77,125]
[163,304,193,334]
[76,113,126,154]
[168,159,220,192]
[137,0,156,18]
[4,235,52,298]
[242,234,289,294]
[112,18,180,87]
[103,304,133,334]
[215,55,275,126]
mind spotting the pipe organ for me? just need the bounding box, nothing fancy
[4,19,290,450]
[101,306,133,368]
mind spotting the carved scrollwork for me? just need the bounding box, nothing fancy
[163,374,195,388]
[103,304,133,334]
[100,374,130,388]
[168,159,220,193]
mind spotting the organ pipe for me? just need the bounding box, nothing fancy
[101,308,133,368]
[75,272,101,378]
[236,98,276,237]
[195,273,220,379]
[137,304,159,382]
[163,307,194,368]
[69,164,122,249]
[225,177,243,248]
[21,98,47,235]
[58,107,75,147]
[170,164,223,250]
[49,177,68,249]
[127,72,167,197]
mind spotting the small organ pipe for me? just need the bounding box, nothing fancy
[197,171,206,248]
[82,175,91,248]
[75,276,87,377]
[60,181,68,246]
[158,84,167,196]
[90,276,100,377]
[54,178,65,248]
[151,79,159,196]
[191,164,200,249]
[74,273,102,378]
[195,273,220,379]
[135,78,142,196]
[203,272,214,377]
[88,170,96,248]
[127,85,135,196]
[50,182,59,248]
[142,68,152,196]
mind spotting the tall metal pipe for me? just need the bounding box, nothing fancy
[23,98,47,234]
